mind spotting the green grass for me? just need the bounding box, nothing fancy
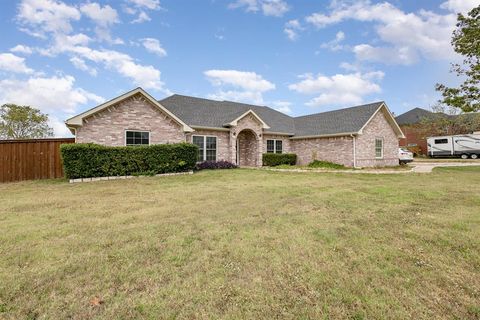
[1,167,480,319]
[308,159,346,169]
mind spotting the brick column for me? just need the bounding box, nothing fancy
[229,128,237,165]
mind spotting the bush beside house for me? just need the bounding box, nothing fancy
[196,160,237,170]
[61,143,198,179]
[262,153,297,166]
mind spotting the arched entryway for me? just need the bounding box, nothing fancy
[236,129,258,167]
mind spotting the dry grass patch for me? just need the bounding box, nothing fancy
[0,168,479,319]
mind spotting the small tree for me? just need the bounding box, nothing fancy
[436,5,480,112]
[0,104,53,139]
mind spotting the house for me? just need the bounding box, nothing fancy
[396,107,480,155]
[65,88,404,168]
[396,107,445,154]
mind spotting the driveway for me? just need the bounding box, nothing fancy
[410,161,480,173]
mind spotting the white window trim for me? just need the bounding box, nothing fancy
[192,135,217,162]
[375,137,384,159]
[266,139,283,154]
[125,130,151,146]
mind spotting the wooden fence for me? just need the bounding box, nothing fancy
[0,138,75,183]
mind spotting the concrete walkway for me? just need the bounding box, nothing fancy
[410,162,480,173]
[261,161,480,174]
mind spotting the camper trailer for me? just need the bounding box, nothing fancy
[427,133,480,159]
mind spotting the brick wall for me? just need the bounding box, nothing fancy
[76,94,186,146]
[291,136,354,167]
[186,129,230,161]
[230,114,264,166]
[355,110,399,167]
[262,134,291,153]
[399,125,428,155]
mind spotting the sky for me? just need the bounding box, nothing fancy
[0,0,479,136]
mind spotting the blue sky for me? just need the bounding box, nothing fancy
[0,0,478,136]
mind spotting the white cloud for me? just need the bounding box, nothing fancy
[70,56,97,76]
[284,19,303,41]
[289,71,384,107]
[80,2,121,43]
[320,31,346,51]
[10,45,33,55]
[80,3,119,27]
[204,69,275,104]
[271,101,292,114]
[131,11,151,23]
[48,116,73,137]
[353,44,418,65]
[229,0,289,17]
[140,38,167,57]
[0,53,34,74]
[305,0,478,65]
[261,0,290,17]
[440,0,480,14]
[205,70,275,92]
[127,0,161,10]
[68,46,166,91]
[17,0,81,36]
[0,75,104,114]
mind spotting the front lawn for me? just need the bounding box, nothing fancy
[1,168,479,319]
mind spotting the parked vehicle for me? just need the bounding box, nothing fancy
[399,148,414,164]
[427,134,480,159]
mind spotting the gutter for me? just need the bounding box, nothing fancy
[350,134,357,168]
[289,132,359,140]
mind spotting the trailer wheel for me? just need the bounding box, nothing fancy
[471,154,478,159]
[461,154,469,159]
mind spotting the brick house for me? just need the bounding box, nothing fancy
[396,107,480,155]
[396,108,441,155]
[65,88,404,168]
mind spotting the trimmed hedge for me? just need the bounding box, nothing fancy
[61,143,198,179]
[262,153,297,166]
[196,160,237,170]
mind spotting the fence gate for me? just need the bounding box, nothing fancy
[0,138,75,183]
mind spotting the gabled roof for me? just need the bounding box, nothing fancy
[224,109,271,129]
[65,88,194,132]
[65,88,405,139]
[160,94,295,134]
[395,107,445,125]
[292,102,384,138]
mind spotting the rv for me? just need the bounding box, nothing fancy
[427,133,480,159]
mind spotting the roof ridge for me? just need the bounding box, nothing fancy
[162,94,267,108]
[294,101,384,119]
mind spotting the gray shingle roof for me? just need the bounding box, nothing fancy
[395,107,443,125]
[293,102,383,137]
[159,94,296,134]
[159,94,385,137]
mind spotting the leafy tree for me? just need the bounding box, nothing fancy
[419,103,480,136]
[436,5,480,112]
[0,104,53,139]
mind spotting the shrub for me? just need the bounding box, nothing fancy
[262,153,297,166]
[308,160,345,169]
[196,160,237,170]
[61,143,198,179]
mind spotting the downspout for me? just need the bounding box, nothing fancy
[350,134,357,168]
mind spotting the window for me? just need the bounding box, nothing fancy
[192,135,216,162]
[267,140,275,153]
[126,131,149,146]
[434,138,448,144]
[266,139,283,154]
[275,140,283,154]
[375,138,383,159]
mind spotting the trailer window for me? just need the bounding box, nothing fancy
[434,139,448,144]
